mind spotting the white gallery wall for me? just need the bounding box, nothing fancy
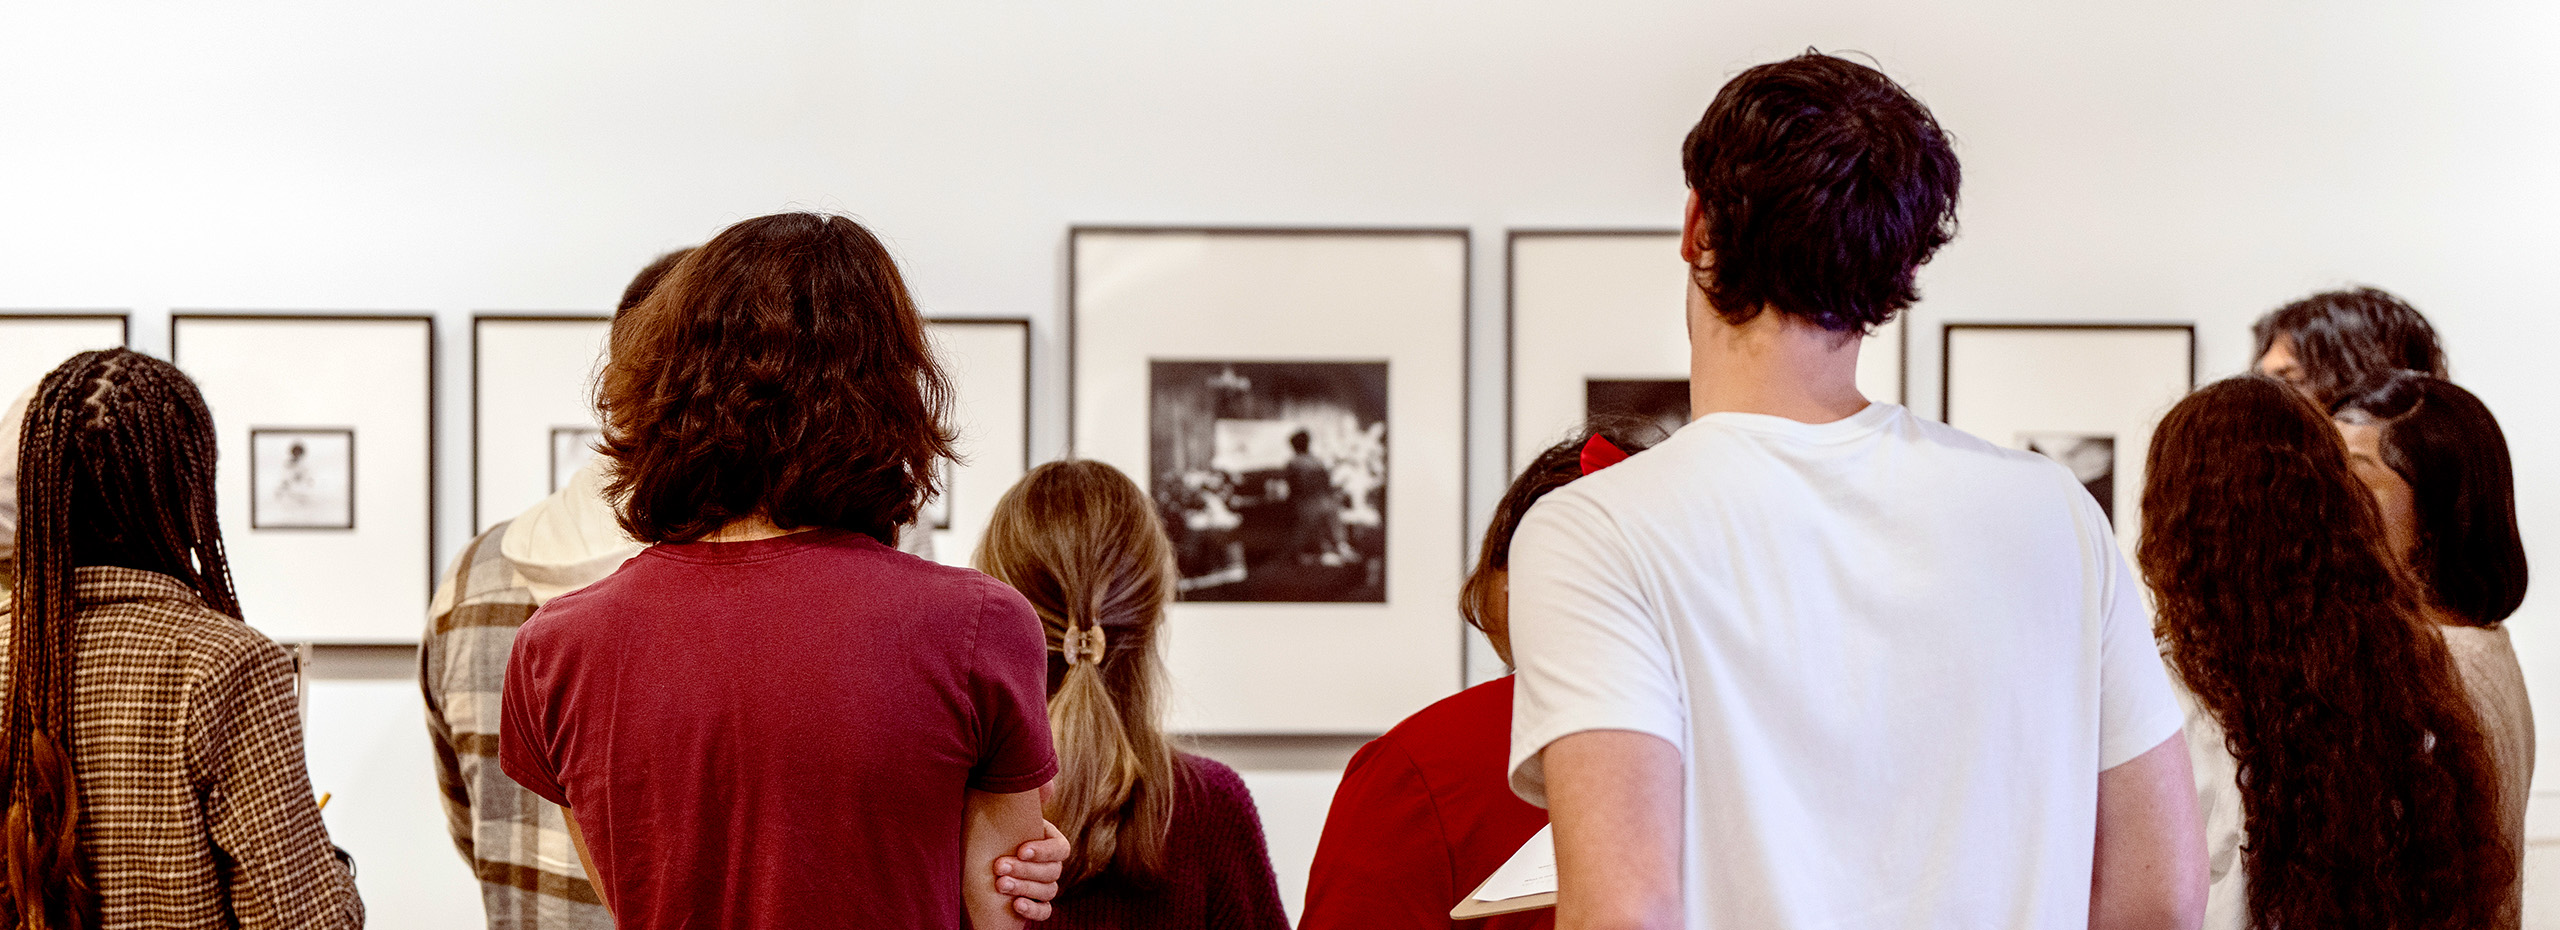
[7,0,2560,924]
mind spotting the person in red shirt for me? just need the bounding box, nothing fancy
[973,460,1292,930]
[500,212,1061,930]
[1299,425,1654,930]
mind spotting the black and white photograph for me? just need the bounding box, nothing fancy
[251,428,355,530]
[549,426,601,493]
[1150,360,1387,603]
[2023,432,2116,526]
[1586,378,1691,443]
[921,458,955,530]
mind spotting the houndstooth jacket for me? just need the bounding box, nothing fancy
[3,566,365,929]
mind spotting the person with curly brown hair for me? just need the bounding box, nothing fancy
[498,212,1059,930]
[2141,376,2512,930]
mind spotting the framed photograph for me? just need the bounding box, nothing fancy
[1072,227,1467,733]
[172,314,434,644]
[0,313,128,399]
[1506,230,1906,470]
[1941,323,2196,549]
[1151,360,1388,603]
[549,426,602,493]
[473,315,612,531]
[249,428,356,529]
[924,319,1032,565]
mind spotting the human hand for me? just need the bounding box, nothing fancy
[995,819,1071,920]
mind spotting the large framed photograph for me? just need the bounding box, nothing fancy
[0,313,128,400]
[172,314,434,643]
[1506,230,1906,471]
[1941,323,2196,551]
[924,318,1032,566]
[1072,227,1467,733]
[473,315,612,532]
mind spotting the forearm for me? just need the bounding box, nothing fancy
[964,788,1047,930]
[1544,730,1685,930]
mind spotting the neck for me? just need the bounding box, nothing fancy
[1687,291,1871,423]
[701,514,798,543]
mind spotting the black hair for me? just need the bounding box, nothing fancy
[1681,50,1961,333]
[2334,371,2527,625]
[1461,417,1661,666]
[2252,287,2446,407]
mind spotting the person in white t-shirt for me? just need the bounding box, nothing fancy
[1503,52,2208,930]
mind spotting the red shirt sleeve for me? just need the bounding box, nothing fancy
[1301,734,1459,930]
[497,624,570,807]
[966,581,1059,794]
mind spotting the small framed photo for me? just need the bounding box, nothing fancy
[474,315,612,531]
[1151,360,1389,603]
[249,429,356,530]
[173,314,434,644]
[1942,323,2195,549]
[924,319,1032,561]
[549,426,603,493]
[1072,226,1467,733]
[0,313,128,398]
[1507,230,1905,471]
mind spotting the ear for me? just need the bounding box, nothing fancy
[1680,190,1709,265]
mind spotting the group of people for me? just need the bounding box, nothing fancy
[0,50,2533,930]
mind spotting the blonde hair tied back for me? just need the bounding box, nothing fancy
[975,460,1178,887]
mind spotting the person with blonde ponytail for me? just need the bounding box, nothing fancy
[976,460,1289,930]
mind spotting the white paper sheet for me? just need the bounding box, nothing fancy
[1471,824,1556,902]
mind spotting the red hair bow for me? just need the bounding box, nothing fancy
[1579,435,1629,476]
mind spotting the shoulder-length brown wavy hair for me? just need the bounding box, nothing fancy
[974,460,1180,889]
[2141,376,2511,930]
[597,212,953,544]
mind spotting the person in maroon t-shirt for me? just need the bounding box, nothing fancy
[1299,424,1655,930]
[500,212,1064,930]
[973,460,1292,930]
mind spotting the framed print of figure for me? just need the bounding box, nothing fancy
[1506,230,1906,472]
[473,314,612,532]
[1941,322,2196,552]
[924,318,1031,566]
[172,313,434,643]
[1071,226,1467,733]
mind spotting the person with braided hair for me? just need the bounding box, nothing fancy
[1,349,362,930]
[972,460,1288,930]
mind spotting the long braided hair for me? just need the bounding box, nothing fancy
[4,349,238,930]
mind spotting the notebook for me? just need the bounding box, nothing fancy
[1450,824,1557,919]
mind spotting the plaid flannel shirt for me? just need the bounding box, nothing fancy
[6,567,365,929]
[422,522,612,929]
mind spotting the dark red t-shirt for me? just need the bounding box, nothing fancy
[500,528,1058,930]
[1299,676,1553,930]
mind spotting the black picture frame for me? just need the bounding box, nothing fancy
[247,427,358,530]
[924,316,1035,472]
[1937,322,2200,423]
[472,313,613,530]
[171,312,439,591]
[0,311,133,391]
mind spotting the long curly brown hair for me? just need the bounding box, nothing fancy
[2140,376,2511,930]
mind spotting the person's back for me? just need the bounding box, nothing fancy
[1513,404,2173,927]
[506,528,1048,926]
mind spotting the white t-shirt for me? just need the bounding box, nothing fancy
[1507,403,2184,930]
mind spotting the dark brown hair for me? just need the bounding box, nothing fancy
[1461,421,1658,666]
[597,213,953,544]
[1682,51,1960,333]
[2335,371,2527,626]
[6,349,240,930]
[2141,376,2510,930]
[974,460,1179,888]
[2251,286,2446,407]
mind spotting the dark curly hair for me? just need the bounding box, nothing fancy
[1681,51,1961,333]
[2140,376,2511,930]
[1460,419,1658,667]
[2251,286,2446,408]
[2334,371,2527,627]
[597,212,954,544]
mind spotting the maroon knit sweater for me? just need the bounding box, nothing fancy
[1031,753,1291,930]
